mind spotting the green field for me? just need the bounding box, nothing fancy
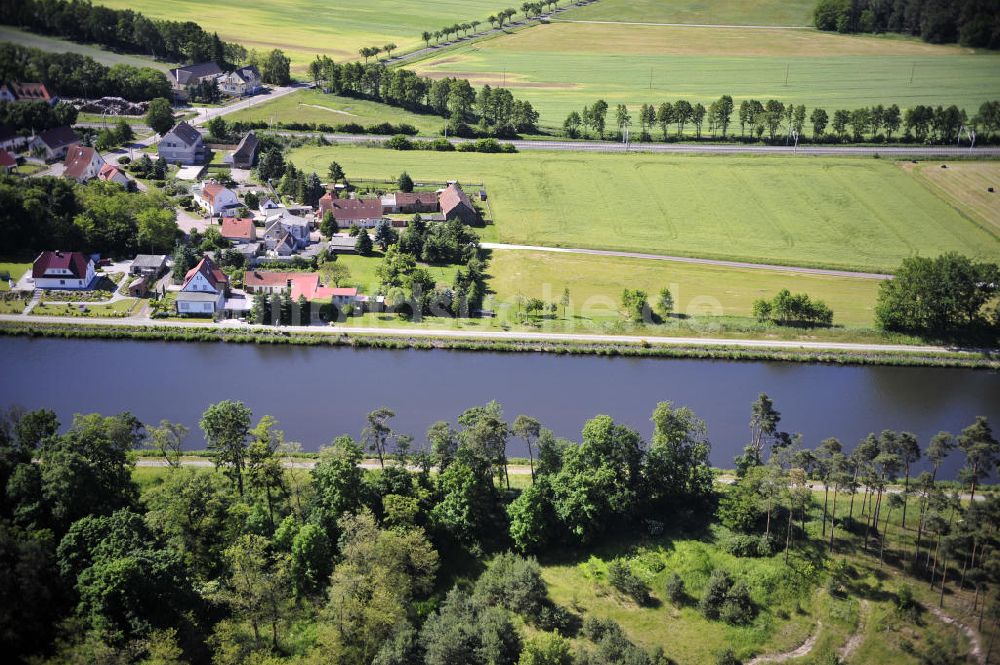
[489,250,880,325]
[288,145,1000,272]
[224,89,450,136]
[0,262,31,291]
[333,252,459,294]
[567,0,817,26]
[92,0,504,68]
[0,26,173,70]
[411,22,1000,126]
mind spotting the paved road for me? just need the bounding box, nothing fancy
[187,83,309,126]
[480,243,892,279]
[0,312,980,356]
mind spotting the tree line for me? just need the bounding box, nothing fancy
[0,99,78,134]
[1,395,995,664]
[307,56,540,137]
[0,0,243,65]
[0,43,171,102]
[565,96,1000,144]
[814,0,1000,49]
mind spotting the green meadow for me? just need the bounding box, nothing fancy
[0,25,172,70]
[287,145,1000,272]
[411,22,1000,126]
[92,0,503,67]
[566,0,817,26]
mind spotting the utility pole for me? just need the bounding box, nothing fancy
[909,62,915,84]
[649,67,653,90]
[784,64,789,86]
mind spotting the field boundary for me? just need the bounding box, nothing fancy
[551,18,813,30]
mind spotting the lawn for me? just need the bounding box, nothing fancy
[410,22,1000,126]
[287,145,1000,272]
[0,262,31,291]
[565,0,817,26]
[91,0,506,68]
[32,298,140,318]
[331,253,459,295]
[0,26,173,70]
[223,89,450,136]
[488,250,881,326]
[903,161,1000,236]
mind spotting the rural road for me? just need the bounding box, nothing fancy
[0,312,979,356]
[552,19,813,30]
[480,243,892,280]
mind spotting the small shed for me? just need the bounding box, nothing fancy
[479,189,487,201]
[127,275,148,297]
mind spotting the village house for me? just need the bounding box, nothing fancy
[98,163,130,187]
[30,126,80,161]
[169,62,223,100]
[0,124,27,152]
[217,65,262,97]
[0,82,55,104]
[224,131,259,169]
[0,149,16,174]
[380,191,440,215]
[220,217,257,243]
[31,250,96,290]
[62,145,106,182]
[439,182,479,225]
[318,194,385,228]
[175,256,228,315]
[327,235,358,254]
[193,181,240,217]
[158,121,207,165]
[262,209,311,252]
[130,254,168,278]
[243,270,364,309]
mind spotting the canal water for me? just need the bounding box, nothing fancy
[1,337,996,478]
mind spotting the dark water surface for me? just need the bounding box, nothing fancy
[1,337,997,478]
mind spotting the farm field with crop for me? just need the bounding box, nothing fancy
[287,145,1000,272]
[92,0,503,68]
[903,161,1000,236]
[565,0,816,26]
[411,21,1000,126]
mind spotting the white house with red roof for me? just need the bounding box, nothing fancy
[244,270,363,309]
[97,163,130,187]
[318,194,385,228]
[220,217,256,243]
[193,180,240,217]
[31,250,96,290]
[62,145,106,182]
[176,256,229,315]
[0,82,55,104]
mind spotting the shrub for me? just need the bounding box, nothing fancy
[386,134,414,150]
[716,649,742,665]
[664,573,685,605]
[473,552,548,620]
[700,569,733,620]
[581,616,622,643]
[722,533,777,558]
[719,581,755,625]
[607,559,651,605]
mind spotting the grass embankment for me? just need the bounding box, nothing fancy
[410,20,1000,124]
[31,298,139,318]
[287,145,1000,273]
[1,321,994,369]
[91,0,503,67]
[566,0,816,26]
[0,25,174,70]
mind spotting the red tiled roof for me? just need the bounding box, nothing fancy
[199,181,230,204]
[439,183,472,216]
[63,145,101,179]
[4,82,52,102]
[243,270,358,302]
[318,195,383,221]
[220,217,255,241]
[183,256,228,290]
[0,150,15,168]
[98,163,125,181]
[395,191,438,207]
[32,250,91,279]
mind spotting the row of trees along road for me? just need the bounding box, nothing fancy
[566,97,1000,144]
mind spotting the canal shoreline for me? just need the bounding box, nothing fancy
[0,318,996,369]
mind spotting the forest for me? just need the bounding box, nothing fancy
[0,395,997,664]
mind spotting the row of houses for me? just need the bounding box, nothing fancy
[318,182,479,228]
[169,63,262,101]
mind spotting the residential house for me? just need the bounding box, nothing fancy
[175,256,228,315]
[225,131,259,169]
[258,197,282,214]
[169,62,223,100]
[220,217,257,243]
[262,210,311,251]
[380,191,439,215]
[318,194,385,228]
[218,65,262,97]
[0,149,15,174]
[193,181,240,217]
[30,126,80,161]
[127,275,149,297]
[0,124,26,152]
[439,182,478,225]
[31,250,96,290]
[62,145,106,182]
[0,82,55,104]
[98,163,130,187]
[130,254,167,278]
[327,235,357,254]
[244,270,363,308]
[158,121,206,165]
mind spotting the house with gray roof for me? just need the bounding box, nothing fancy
[158,121,206,165]
[170,62,224,100]
[225,131,259,169]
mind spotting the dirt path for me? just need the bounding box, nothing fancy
[747,623,821,665]
[929,606,985,665]
[837,600,870,662]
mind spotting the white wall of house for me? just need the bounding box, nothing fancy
[182,271,219,293]
[35,262,96,290]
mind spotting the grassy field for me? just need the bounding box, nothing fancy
[410,22,1000,125]
[332,252,459,294]
[0,262,31,291]
[92,0,504,68]
[0,26,173,70]
[565,0,817,26]
[287,145,1000,272]
[904,161,1000,236]
[224,89,450,136]
[489,250,881,325]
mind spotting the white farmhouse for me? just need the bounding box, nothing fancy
[175,256,229,315]
[31,251,96,290]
